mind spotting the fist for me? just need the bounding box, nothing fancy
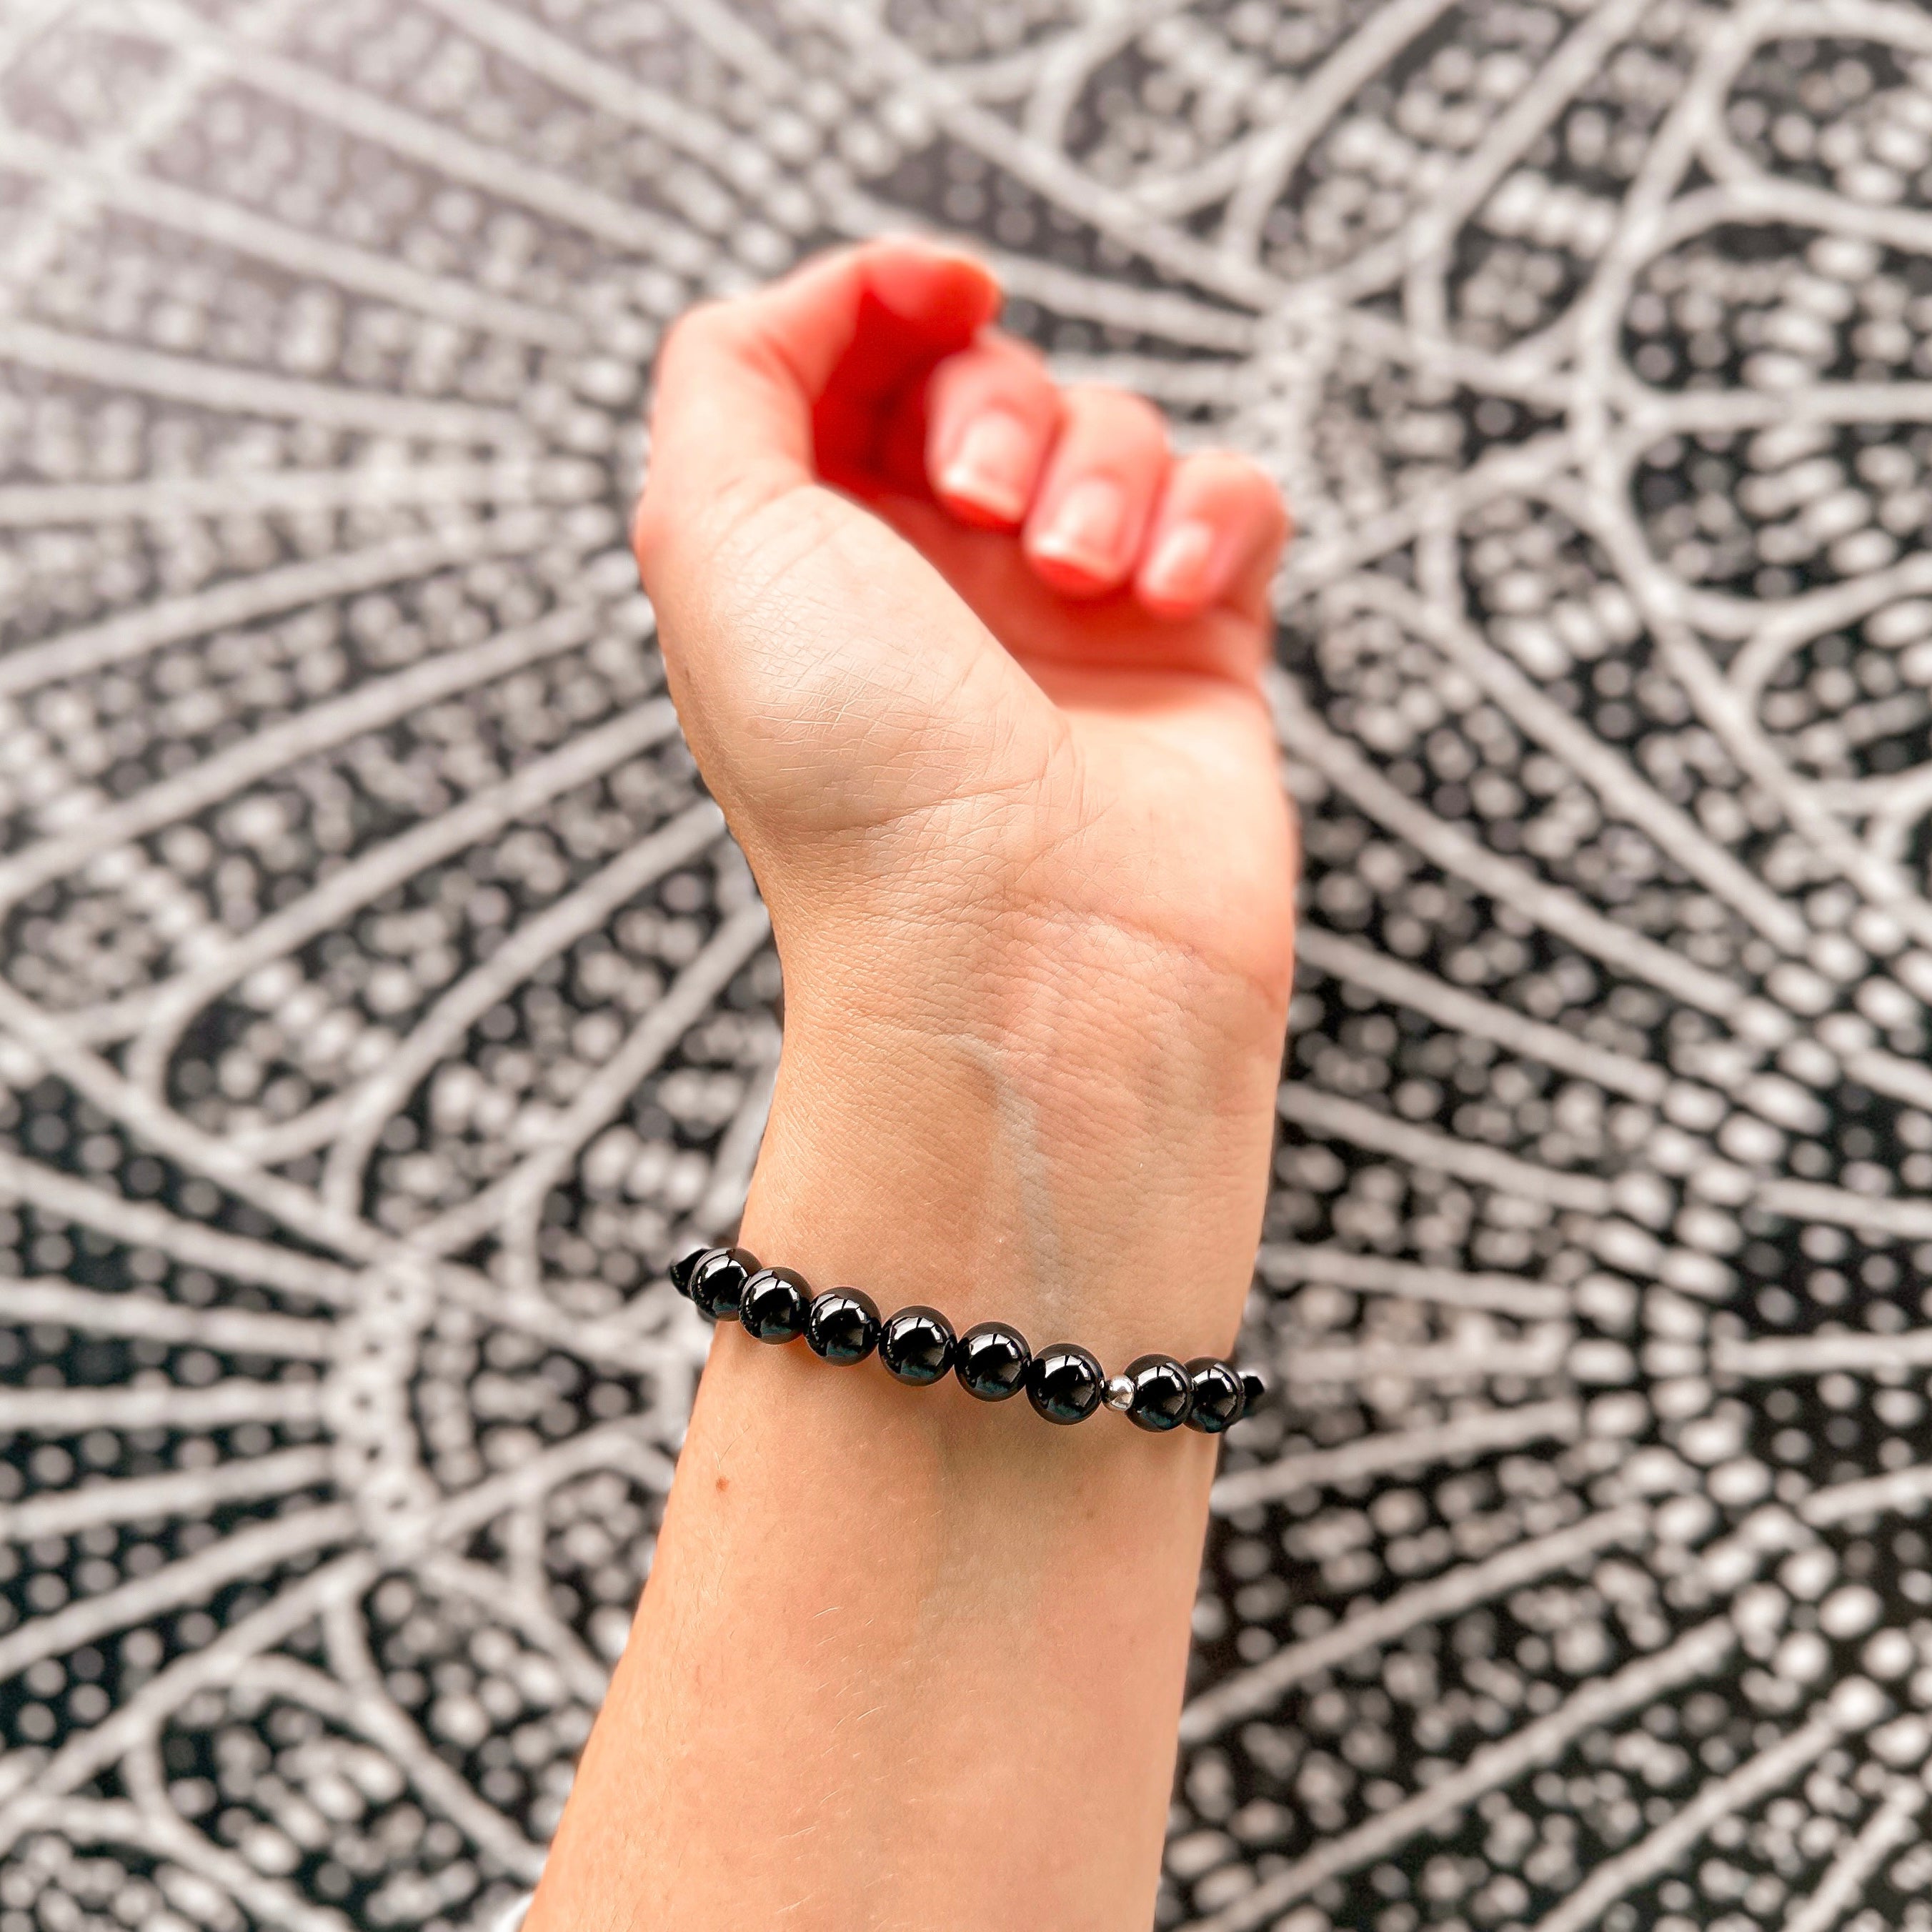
[634,239,1298,1056]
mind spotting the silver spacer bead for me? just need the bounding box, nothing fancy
[1103,1374,1135,1413]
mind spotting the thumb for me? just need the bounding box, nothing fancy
[634,239,1000,574]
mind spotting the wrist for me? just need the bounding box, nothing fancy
[739,909,1286,1367]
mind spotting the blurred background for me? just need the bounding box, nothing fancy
[7,1,1932,1927]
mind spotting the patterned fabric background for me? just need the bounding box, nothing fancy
[4,1,1932,1927]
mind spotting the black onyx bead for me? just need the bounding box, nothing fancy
[687,1246,760,1321]
[878,1306,955,1385]
[1122,1354,1193,1432]
[1184,1359,1245,1435]
[1026,1343,1105,1425]
[740,1267,810,1343]
[806,1290,881,1365]
[954,1321,1030,1402]
[669,1246,712,1298]
[1240,1371,1265,1420]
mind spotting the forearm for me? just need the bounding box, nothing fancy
[527,950,1281,1931]
[534,1341,1213,1929]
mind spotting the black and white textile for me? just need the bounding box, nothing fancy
[4,3,1932,1928]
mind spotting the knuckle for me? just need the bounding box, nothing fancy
[935,334,1054,409]
[1065,384,1168,446]
[657,297,735,371]
[656,307,702,369]
[1187,447,1265,487]
[985,329,1050,377]
[926,348,987,406]
[1238,460,1290,524]
[1243,465,1293,539]
[631,486,667,574]
[1267,484,1295,541]
[1186,450,1290,525]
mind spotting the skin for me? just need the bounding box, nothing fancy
[525,239,1298,1931]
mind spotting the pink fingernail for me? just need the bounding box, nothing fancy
[937,411,1035,522]
[1140,520,1218,604]
[1030,477,1128,577]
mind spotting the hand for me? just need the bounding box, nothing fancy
[636,239,1297,1353]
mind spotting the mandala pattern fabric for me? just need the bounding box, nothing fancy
[4,2,1932,1928]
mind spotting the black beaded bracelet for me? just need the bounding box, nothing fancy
[669,1245,1263,1435]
